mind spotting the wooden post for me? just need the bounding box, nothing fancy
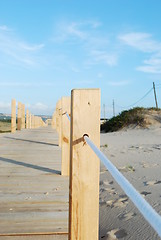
[52,112,56,129]
[61,96,71,176]
[57,100,62,147]
[29,114,31,129]
[26,110,29,129]
[31,115,34,129]
[21,104,25,129]
[17,102,22,130]
[56,101,59,133]
[56,99,62,146]
[11,99,16,133]
[69,89,100,240]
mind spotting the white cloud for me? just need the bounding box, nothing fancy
[108,80,130,86]
[53,20,101,42]
[137,65,161,74]
[52,20,118,69]
[66,22,87,40]
[137,55,161,73]
[0,25,11,31]
[88,50,118,66]
[28,102,53,115]
[0,82,57,87]
[119,32,161,53]
[0,25,44,67]
[19,43,44,51]
[0,101,11,113]
[119,32,161,74]
[30,102,49,111]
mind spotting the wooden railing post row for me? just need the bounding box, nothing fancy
[61,96,71,176]
[69,89,100,240]
[11,99,16,133]
[17,102,22,130]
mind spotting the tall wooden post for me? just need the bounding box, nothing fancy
[61,96,71,176]
[21,104,25,129]
[26,110,29,129]
[11,99,16,133]
[69,89,100,240]
[17,102,22,130]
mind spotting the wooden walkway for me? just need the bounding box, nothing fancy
[0,127,68,239]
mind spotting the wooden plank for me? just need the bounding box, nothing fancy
[0,127,69,235]
[11,99,16,133]
[17,102,22,131]
[61,97,71,176]
[0,234,68,240]
[69,89,100,240]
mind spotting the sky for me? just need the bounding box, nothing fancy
[1,0,161,117]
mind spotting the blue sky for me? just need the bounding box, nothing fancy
[1,0,161,117]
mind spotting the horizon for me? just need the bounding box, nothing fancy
[1,1,161,117]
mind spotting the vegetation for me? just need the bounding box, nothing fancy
[0,118,11,123]
[0,119,11,133]
[101,107,148,133]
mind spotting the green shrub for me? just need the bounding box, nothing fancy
[101,107,146,132]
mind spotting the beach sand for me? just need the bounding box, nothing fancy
[99,126,161,239]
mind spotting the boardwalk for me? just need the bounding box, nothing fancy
[0,127,68,239]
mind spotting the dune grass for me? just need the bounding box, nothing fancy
[101,107,148,133]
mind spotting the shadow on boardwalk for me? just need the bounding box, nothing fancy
[0,157,61,175]
[5,136,59,147]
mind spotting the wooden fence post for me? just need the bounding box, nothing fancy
[58,100,62,147]
[21,104,25,129]
[52,112,56,129]
[56,103,58,132]
[29,113,31,129]
[61,96,71,176]
[11,99,16,133]
[26,110,29,129]
[31,115,34,129]
[17,102,22,130]
[55,99,62,146]
[69,89,100,240]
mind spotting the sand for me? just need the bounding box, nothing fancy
[99,126,161,239]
